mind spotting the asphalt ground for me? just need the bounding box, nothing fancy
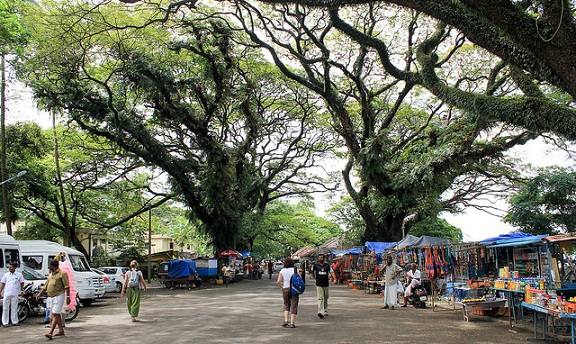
[0,276,564,344]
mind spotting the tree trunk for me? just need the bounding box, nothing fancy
[360,211,405,243]
[1,54,11,235]
[71,232,90,259]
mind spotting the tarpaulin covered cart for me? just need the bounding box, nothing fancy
[164,259,202,289]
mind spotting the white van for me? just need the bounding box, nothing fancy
[17,240,105,306]
[0,234,21,276]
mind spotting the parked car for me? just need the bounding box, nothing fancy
[91,268,115,294]
[273,261,284,273]
[98,266,129,293]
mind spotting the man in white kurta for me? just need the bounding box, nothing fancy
[382,256,403,310]
[0,262,25,327]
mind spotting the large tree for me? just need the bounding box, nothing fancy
[20,1,336,251]
[255,0,576,140]
[226,2,532,241]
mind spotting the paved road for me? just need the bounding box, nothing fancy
[0,277,560,344]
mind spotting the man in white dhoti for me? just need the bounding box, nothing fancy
[382,255,403,310]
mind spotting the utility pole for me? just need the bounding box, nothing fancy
[148,207,152,283]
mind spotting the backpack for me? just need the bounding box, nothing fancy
[290,267,305,295]
[127,270,140,288]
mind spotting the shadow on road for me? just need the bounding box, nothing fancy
[0,278,558,344]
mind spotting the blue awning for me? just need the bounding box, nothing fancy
[329,247,363,256]
[486,234,548,248]
[364,241,396,253]
[479,232,532,245]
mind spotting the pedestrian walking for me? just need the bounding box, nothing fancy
[381,255,403,310]
[0,262,25,328]
[312,254,332,318]
[36,259,70,339]
[245,262,253,280]
[253,261,261,279]
[121,260,147,322]
[267,260,273,279]
[277,258,299,328]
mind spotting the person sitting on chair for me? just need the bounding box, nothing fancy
[402,263,421,307]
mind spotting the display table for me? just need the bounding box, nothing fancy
[350,280,363,290]
[458,299,507,322]
[364,280,384,294]
[522,302,576,344]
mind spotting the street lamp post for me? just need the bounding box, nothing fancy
[0,170,27,186]
[1,170,27,235]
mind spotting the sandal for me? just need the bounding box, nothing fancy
[287,323,296,328]
[282,321,289,327]
[45,333,53,340]
[54,332,66,337]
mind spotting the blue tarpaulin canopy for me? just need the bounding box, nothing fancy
[168,259,197,279]
[485,234,548,248]
[364,241,396,253]
[479,232,532,245]
[330,247,364,257]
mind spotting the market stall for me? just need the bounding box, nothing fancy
[485,234,548,280]
[542,234,576,294]
[385,235,452,308]
[328,247,363,286]
[361,242,395,291]
[218,250,244,282]
[517,235,576,342]
[483,234,548,324]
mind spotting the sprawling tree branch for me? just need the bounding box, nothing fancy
[258,0,576,105]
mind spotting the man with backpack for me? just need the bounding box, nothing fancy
[312,253,332,319]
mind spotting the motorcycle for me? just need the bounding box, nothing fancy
[408,284,428,309]
[12,283,80,323]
